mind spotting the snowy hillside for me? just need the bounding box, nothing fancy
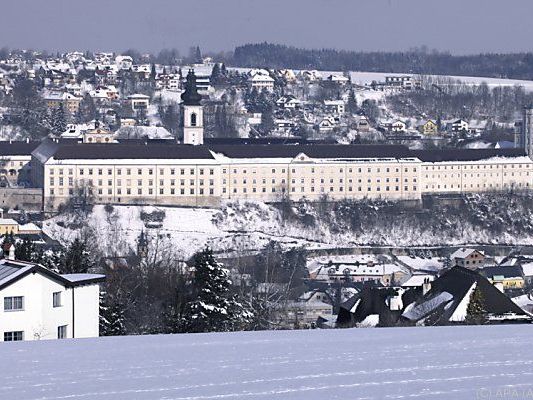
[42,193,533,257]
[1,325,532,399]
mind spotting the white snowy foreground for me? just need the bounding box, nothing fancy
[1,326,533,400]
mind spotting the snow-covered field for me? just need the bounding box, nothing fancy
[231,67,533,91]
[1,325,532,399]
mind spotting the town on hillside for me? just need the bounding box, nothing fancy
[0,47,531,343]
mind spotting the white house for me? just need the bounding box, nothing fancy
[0,258,104,341]
[324,100,346,115]
[448,119,469,133]
[127,94,150,113]
[325,74,350,86]
[391,120,407,133]
[248,70,275,92]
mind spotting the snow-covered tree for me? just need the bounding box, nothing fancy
[465,285,487,325]
[59,238,94,274]
[100,291,127,336]
[182,247,252,333]
[48,104,68,135]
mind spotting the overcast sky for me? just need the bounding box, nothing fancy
[1,0,531,55]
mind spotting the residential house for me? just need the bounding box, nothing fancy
[276,69,297,82]
[353,115,370,132]
[385,76,419,90]
[299,70,321,82]
[418,120,438,135]
[324,100,346,115]
[325,74,350,86]
[276,95,301,110]
[156,73,180,91]
[481,266,525,291]
[401,266,531,325]
[0,218,18,235]
[0,258,104,341]
[318,116,337,133]
[275,290,333,329]
[127,94,150,113]
[44,92,82,114]
[450,248,485,269]
[248,71,275,92]
[115,55,133,70]
[448,119,469,133]
[391,120,407,133]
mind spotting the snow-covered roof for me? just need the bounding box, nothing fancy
[401,274,434,288]
[396,256,443,272]
[450,247,483,259]
[61,273,105,283]
[521,262,533,277]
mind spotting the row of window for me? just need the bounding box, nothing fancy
[4,293,62,312]
[425,172,530,179]
[424,164,530,171]
[222,186,416,194]
[426,182,530,190]
[221,167,418,175]
[51,188,216,196]
[49,178,216,187]
[50,168,216,176]
[3,325,67,341]
[224,177,413,185]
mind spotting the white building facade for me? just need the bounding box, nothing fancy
[0,259,104,341]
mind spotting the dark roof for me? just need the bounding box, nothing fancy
[204,137,335,145]
[0,259,105,290]
[0,141,40,156]
[34,140,530,162]
[481,266,524,279]
[181,70,202,106]
[52,143,215,160]
[404,266,528,324]
[209,144,413,159]
[412,148,526,162]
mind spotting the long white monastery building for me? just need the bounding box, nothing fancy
[4,71,533,211]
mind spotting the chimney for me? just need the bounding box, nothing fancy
[7,244,15,261]
[422,277,432,295]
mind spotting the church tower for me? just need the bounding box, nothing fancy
[181,69,204,145]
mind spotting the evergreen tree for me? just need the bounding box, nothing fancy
[150,63,157,81]
[465,285,487,325]
[100,291,127,336]
[14,238,37,262]
[182,247,252,333]
[77,93,98,123]
[347,90,358,114]
[210,63,221,86]
[258,106,275,136]
[60,238,93,274]
[195,46,202,64]
[49,104,68,135]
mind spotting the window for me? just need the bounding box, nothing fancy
[57,325,67,339]
[53,292,62,308]
[191,112,197,126]
[4,331,23,341]
[4,296,23,311]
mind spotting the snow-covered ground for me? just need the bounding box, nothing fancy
[1,325,532,399]
[231,67,533,91]
[42,196,533,259]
